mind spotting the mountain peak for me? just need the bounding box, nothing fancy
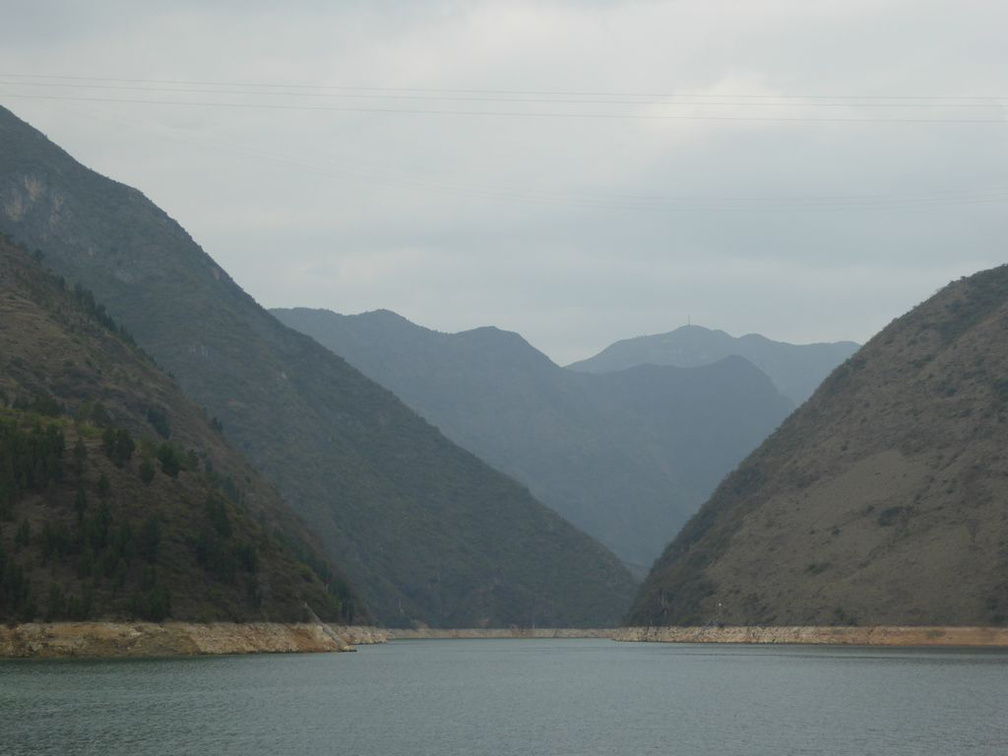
[568,324,858,406]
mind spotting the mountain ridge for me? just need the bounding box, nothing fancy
[568,323,859,406]
[273,306,794,568]
[628,264,1008,627]
[0,104,635,628]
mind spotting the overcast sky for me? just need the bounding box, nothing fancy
[2,1,1006,364]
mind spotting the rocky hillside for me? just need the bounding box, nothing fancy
[0,105,635,628]
[568,324,858,406]
[629,265,1008,627]
[0,237,357,624]
[273,307,793,568]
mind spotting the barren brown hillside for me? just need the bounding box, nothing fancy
[629,264,1008,627]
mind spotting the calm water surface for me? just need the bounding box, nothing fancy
[2,638,1006,755]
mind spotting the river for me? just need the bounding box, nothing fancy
[2,638,1006,755]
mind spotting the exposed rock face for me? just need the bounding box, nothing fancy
[629,265,1008,628]
[0,623,388,658]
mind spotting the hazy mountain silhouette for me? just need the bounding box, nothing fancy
[568,324,859,406]
[0,105,636,628]
[273,307,794,569]
[629,265,1008,627]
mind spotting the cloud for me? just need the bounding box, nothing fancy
[2,1,1006,362]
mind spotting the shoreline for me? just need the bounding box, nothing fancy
[6,623,1007,657]
[386,627,617,640]
[0,622,389,659]
[614,625,1008,646]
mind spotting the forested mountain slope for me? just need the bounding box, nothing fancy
[0,237,356,623]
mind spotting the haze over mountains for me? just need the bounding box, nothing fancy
[11,96,980,635]
[630,264,1008,627]
[271,308,839,568]
[569,325,860,407]
[0,105,635,628]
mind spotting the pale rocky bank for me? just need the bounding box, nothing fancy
[387,627,616,640]
[0,623,388,659]
[615,626,1008,646]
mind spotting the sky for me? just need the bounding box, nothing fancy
[1,1,1006,364]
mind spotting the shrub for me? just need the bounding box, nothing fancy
[876,506,906,527]
[138,516,160,563]
[139,458,155,485]
[157,444,182,478]
[146,406,171,439]
[102,427,135,467]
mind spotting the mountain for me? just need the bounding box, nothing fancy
[0,236,357,623]
[568,324,859,406]
[628,265,1008,627]
[272,308,794,569]
[0,105,636,628]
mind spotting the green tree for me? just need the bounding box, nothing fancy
[74,487,88,520]
[0,540,34,620]
[146,406,171,439]
[88,402,111,427]
[235,541,259,573]
[44,583,65,621]
[205,494,232,538]
[157,444,181,479]
[132,566,171,621]
[86,500,112,551]
[138,516,160,563]
[72,437,87,478]
[139,457,155,485]
[76,545,95,579]
[102,427,135,467]
[14,518,31,548]
[111,521,134,564]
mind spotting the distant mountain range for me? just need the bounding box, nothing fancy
[629,264,1008,627]
[568,325,859,406]
[0,105,636,628]
[273,308,800,569]
[0,236,357,624]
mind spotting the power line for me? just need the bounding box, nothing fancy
[2,91,1004,124]
[54,103,1008,213]
[7,79,1005,215]
[3,79,1005,110]
[2,73,1004,103]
